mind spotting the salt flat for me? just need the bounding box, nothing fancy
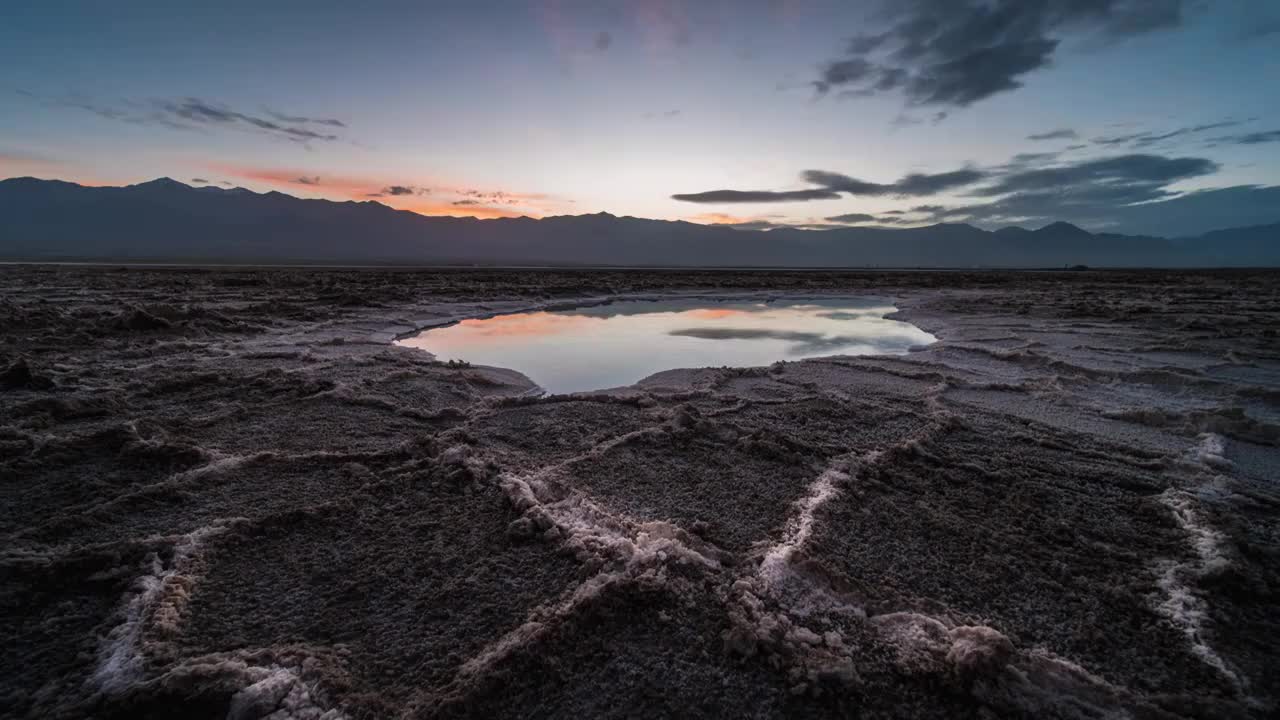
[2,266,1277,719]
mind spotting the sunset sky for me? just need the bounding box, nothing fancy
[2,0,1277,235]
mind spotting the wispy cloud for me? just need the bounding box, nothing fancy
[263,108,346,128]
[0,147,63,177]
[1205,129,1280,147]
[20,91,349,145]
[156,98,344,142]
[0,148,59,165]
[1092,119,1250,148]
[643,109,682,120]
[1027,128,1078,141]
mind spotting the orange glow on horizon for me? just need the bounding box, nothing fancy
[687,212,756,225]
[205,163,384,197]
[387,198,532,219]
[207,162,553,219]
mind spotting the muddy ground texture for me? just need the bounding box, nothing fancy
[1,266,1278,719]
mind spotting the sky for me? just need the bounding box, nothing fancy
[1,0,1278,236]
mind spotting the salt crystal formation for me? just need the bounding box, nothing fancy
[2,267,1276,719]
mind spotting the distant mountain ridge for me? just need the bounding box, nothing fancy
[1,177,1276,267]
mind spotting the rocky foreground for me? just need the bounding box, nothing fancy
[1,266,1277,719]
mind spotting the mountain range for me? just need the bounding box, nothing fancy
[1,177,1276,267]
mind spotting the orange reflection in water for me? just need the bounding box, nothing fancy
[450,311,600,341]
[684,307,754,320]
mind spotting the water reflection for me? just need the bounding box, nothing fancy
[396,298,935,394]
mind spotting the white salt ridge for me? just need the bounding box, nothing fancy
[756,464,855,599]
[1155,487,1245,694]
[227,665,348,720]
[453,461,730,690]
[1191,432,1231,469]
[90,521,235,694]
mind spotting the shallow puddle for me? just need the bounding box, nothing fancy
[396,297,936,394]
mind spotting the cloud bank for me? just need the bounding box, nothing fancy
[671,189,841,204]
[668,146,1267,236]
[814,0,1187,108]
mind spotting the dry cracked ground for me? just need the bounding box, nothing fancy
[1,266,1278,719]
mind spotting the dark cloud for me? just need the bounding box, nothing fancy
[368,185,429,198]
[190,178,209,184]
[971,153,1217,197]
[672,148,1231,238]
[726,220,879,231]
[824,212,906,226]
[294,176,321,186]
[721,220,789,230]
[912,184,1280,237]
[1027,128,1077,141]
[815,0,1186,108]
[799,171,887,195]
[823,213,877,224]
[1206,129,1280,146]
[746,150,1235,235]
[594,31,612,51]
[818,58,878,90]
[802,167,985,196]
[1010,152,1059,164]
[897,168,987,194]
[893,153,1254,236]
[674,167,985,206]
[453,199,480,206]
[671,189,841,203]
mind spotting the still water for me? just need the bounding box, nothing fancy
[396,297,936,394]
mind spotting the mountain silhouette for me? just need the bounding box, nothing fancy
[1,177,1276,267]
